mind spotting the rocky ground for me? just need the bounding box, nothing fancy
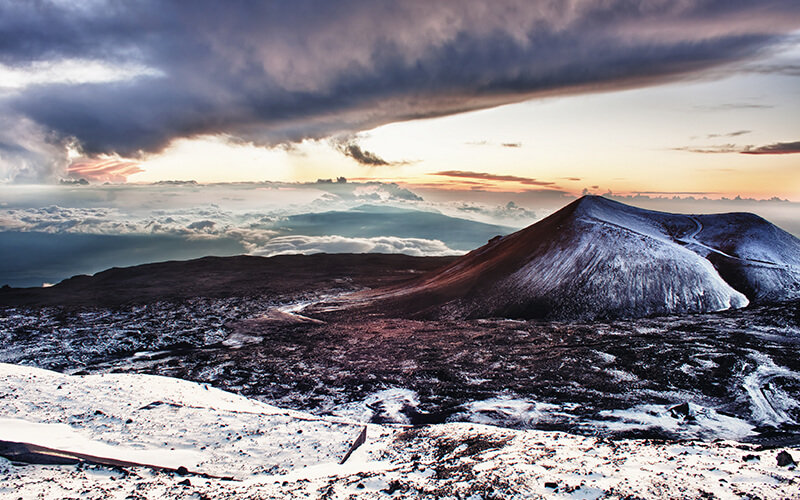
[2,290,799,445]
[2,364,798,500]
[1,253,800,497]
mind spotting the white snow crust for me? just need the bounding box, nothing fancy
[584,404,756,442]
[332,388,421,424]
[2,363,798,499]
[743,353,800,427]
[498,220,749,318]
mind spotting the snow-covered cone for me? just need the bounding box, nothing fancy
[362,196,800,320]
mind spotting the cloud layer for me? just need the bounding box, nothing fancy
[0,182,523,281]
[742,141,800,155]
[3,181,800,286]
[674,140,800,154]
[2,1,800,181]
[432,170,555,187]
[251,235,457,258]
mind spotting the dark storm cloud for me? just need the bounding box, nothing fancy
[432,170,556,187]
[2,0,800,178]
[341,144,390,166]
[742,141,800,155]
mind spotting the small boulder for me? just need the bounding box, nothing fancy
[544,482,558,489]
[178,478,191,486]
[777,451,796,467]
[176,466,189,476]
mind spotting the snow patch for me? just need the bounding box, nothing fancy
[587,403,756,441]
[592,350,617,364]
[606,368,638,382]
[0,418,201,469]
[743,353,800,427]
[452,397,562,428]
[332,388,420,424]
[0,362,386,479]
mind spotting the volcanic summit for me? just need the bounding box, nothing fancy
[362,196,800,320]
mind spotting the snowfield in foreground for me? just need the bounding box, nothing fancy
[1,363,798,499]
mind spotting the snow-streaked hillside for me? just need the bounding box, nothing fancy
[363,196,800,320]
[2,363,798,499]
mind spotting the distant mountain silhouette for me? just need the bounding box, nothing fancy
[269,204,513,251]
[362,196,800,320]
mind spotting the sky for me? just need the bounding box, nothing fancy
[1,1,800,286]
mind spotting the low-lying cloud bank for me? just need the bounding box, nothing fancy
[250,235,458,258]
[2,181,800,287]
[0,181,495,285]
[1,1,799,181]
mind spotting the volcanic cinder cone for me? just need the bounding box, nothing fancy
[361,196,800,320]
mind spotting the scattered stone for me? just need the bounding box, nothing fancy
[544,482,558,489]
[742,454,759,462]
[777,451,795,467]
[668,402,691,419]
[178,479,191,486]
[382,480,402,494]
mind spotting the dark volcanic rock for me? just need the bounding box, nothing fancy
[359,196,800,320]
[777,450,796,467]
[2,293,799,444]
[668,402,692,419]
[0,441,80,465]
